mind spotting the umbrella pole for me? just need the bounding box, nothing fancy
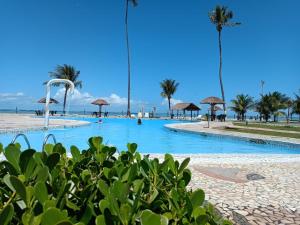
[99,105,102,117]
[211,104,214,121]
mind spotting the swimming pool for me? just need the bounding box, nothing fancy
[0,118,299,154]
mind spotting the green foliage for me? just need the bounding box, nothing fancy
[160,79,179,111]
[0,137,231,225]
[230,94,254,121]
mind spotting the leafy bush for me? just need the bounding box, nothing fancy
[0,137,231,225]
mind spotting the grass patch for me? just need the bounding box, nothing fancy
[233,122,300,132]
[224,127,300,139]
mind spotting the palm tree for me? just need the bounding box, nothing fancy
[125,0,138,117]
[46,64,82,114]
[160,79,179,115]
[285,98,293,123]
[230,94,254,121]
[269,91,289,122]
[209,5,240,113]
[293,93,300,121]
[255,94,273,122]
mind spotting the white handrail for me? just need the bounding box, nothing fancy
[44,79,75,128]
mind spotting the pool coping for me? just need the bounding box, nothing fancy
[0,119,91,134]
[164,123,300,149]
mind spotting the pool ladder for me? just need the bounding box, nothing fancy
[42,134,57,151]
[10,133,57,150]
[11,133,31,149]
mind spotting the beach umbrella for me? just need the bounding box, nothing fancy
[172,103,200,120]
[38,97,59,104]
[200,96,224,121]
[91,99,109,117]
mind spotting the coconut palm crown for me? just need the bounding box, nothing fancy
[230,94,254,121]
[160,79,179,114]
[45,64,82,114]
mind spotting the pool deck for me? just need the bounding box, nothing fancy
[165,121,300,146]
[153,154,300,225]
[0,114,90,133]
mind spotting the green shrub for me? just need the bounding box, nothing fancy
[0,137,231,225]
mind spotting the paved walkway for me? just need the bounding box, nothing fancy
[165,122,300,146]
[153,154,300,225]
[0,114,90,133]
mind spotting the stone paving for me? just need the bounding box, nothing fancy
[0,114,90,133]
[152,154,300,225]
[165,122,300,146]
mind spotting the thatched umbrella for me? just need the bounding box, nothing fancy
[201,96,224,121]
[172,103,200,120]
[91,99,109,117]
[38,97,59,104]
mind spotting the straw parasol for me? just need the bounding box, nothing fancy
[38,97,59,104]
[91,99,109,117]
[201,96,224,121]
[172,103,200,120]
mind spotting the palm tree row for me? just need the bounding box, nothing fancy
[231,91,300,122]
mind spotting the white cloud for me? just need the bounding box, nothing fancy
[162,97,183,106]
[0,92,26,102]
[53,88,144,107]
[53,88,96,105]
[102,93,127,105]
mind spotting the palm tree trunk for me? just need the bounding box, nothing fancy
[63,87,69,115]
[218,30,226,113]
[168,97,171,117]
[125,0,131,117]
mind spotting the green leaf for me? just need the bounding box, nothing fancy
[36,167,49,183]
[53,143,66,155]
[46,153,60,171]
[148,188,159,204]
[0,143,3,154]
[127,143,137,154]
[92,136,103,150]
[34,182,48,204]
[178,158,190,174]
[111,180,129,203]
[119,204,131,224]
[70,145,80,162]
[41,207,70,225]
[140,210,168,225]
[191,189,205,209]
[95,215,106,225]
[196,215,208,225]
[44,144,54,155]
[97,179,109,196]
[99,199,110,214]
[10,175,27,205]
[80,204,93,224]
[4,144,21,172]
[0,204,14,225]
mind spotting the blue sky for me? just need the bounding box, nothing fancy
[0,0,299,113]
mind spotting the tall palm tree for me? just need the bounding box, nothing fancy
[125,0,138,117]
[230,94,254,121]
[46,64,82,114]
[160,79,179,115]
[209,5,240,113]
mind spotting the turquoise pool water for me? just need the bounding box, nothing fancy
[0,118,299,154]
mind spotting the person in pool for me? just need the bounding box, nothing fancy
[137,118,142,125]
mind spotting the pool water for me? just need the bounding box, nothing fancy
[0,118,299,154]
